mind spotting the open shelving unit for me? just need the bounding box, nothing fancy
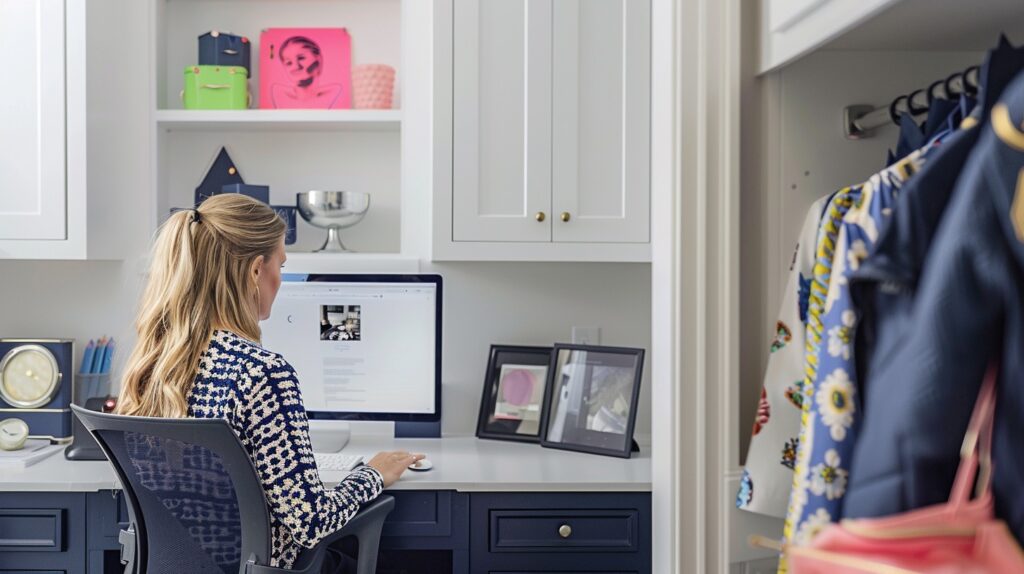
[150,0,420,260]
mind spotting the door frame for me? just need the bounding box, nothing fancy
[650,0,742,572]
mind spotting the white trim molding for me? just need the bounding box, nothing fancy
[651,0,742,571]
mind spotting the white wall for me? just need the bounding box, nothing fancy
[0,259,651,437]
[425,261,651,436]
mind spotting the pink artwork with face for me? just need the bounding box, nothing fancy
[500,369,536,406]
[259,28,352,109]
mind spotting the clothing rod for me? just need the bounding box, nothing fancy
[850,106,896,134]
[844,66,979,140]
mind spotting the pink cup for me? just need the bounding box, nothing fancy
[352,64,395,109]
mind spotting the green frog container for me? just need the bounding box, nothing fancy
[182,65,249,110]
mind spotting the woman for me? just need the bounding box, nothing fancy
[116,194,422,571]
[272,36,344,108]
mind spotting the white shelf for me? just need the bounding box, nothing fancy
[282,252,420,274]
[759,0,1024,73]
[155,109,402,132]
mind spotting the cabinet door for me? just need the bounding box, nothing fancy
[453,0,552,242]
[551,0,650,243]
[0,0,66,240]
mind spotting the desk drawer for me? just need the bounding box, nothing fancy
[490,509,638,553]
[0,509,65,552]
[383,490,468,539]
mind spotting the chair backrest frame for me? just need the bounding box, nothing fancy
[71,404,274,573]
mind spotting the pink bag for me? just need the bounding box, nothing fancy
[787,364,1024,573]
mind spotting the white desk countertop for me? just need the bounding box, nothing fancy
[0,435,651,493]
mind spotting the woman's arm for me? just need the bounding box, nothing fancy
[236,358,384,548]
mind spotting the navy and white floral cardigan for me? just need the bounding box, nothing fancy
[188,329,384,569]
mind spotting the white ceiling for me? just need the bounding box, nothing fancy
[826,0,1024,51]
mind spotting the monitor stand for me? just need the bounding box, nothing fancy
[307,420,351,453]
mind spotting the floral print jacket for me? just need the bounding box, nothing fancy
[784,145,939,547]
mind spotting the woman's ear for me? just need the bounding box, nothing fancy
[250,255,265,280]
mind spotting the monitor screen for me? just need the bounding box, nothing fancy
[261,274,442,422]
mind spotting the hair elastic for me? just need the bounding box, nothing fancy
[191,208,202,224]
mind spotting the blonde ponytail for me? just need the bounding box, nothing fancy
[117,194,286,417]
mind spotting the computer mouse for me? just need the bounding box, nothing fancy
[408,458,433,471]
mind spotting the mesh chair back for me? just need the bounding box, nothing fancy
[72,405,273,574]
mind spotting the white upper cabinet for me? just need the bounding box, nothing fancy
[0,0,149,260]
[453,0,552,243]
[551,0,650,244]
[759,0,894,72]
[758,0,1024,73]
[437,0,651,261]
[0,0,66,241]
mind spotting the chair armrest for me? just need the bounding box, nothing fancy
[119,525,138,574]
[317,495,396,546]
[246,495,396,574]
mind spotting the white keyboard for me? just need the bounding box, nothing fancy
[313,452,365,472]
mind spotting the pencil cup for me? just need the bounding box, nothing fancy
[76,373,112,404]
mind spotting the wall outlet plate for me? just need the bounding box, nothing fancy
[571,326,601,345]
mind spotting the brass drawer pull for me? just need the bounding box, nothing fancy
[558,524,572,538]
[536,211,546,222]
[561,212,571,222]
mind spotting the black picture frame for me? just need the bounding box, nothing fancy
[539,344,645,458]
[475,345,554,443]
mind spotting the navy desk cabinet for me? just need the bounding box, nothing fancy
[0,437,652,573]
[471,492,651,573]
[0,492,85,574]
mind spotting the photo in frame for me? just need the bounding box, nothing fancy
[540,344,645,458]
[475,345,553,443]
[259,28,352,109]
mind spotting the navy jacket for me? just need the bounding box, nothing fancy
[844,73,1024,544]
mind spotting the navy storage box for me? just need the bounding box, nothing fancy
[199,31,251,73]
[221,183,270,204]
[272,205,297,245]
[195,147,244,205]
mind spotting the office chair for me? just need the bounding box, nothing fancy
[71,404,394,574]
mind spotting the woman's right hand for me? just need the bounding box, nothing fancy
[365,451,425,488]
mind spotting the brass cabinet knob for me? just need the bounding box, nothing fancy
[561,212,571,222]
[536,211,546,222]
[558,524,572,538]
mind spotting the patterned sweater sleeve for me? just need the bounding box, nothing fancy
[235,356,384,549]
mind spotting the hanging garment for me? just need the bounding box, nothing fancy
[782,103,966,545]
[737,195,832,517]
[777,182,862,546]
[841,74,1024,543]
[786,364,1024,574]
[848,124,979,391]
[894,113,926,160]
[849,94,976,392]
[921,97,959,141]
[845,36,1024,522]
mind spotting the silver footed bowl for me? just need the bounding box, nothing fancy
[296,190,370,252]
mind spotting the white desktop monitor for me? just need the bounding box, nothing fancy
[262,274,442,424]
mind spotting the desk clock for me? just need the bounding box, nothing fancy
[0,339,74,440]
